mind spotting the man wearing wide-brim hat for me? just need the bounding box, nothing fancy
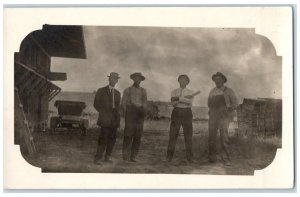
[208,72,238,166]
[93,72,121,165]
[121,72,147,162]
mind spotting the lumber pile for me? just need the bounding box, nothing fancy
[237,98,282,138]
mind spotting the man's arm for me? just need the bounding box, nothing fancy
[229,89,238,109]
[121,88,129,111]
[184,91,201,99]
[116,91,121,128]
[142,89,148,108]
[207,90,213,108]
[115,91,121,109]
[179,90,194,105]
[93,89,102,112]
[179,97,193,105]
[171,100,179,107]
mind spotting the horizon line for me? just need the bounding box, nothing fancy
[56,90,209,107]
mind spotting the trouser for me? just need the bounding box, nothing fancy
[122,105,145,161]
[95,126,117,160]
[167,107,193,161]
[208,109,231,161]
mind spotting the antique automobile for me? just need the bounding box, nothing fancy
[50,100,89,135]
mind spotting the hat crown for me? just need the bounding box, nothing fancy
[132,72,142,76]
[130,72,145,80]
[108,72,120,78]
[212,72,227,82]
[178,74,190,83]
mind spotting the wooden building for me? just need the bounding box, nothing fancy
[14,25,87,151]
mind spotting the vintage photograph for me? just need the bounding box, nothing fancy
[4,6,294,189]
[14,25,282,175]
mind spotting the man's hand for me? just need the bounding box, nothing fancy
[171,97,179,102]
[227,107,235,111]
[172,101,179,107]
[184,95,194,99]
[183,91,201,99]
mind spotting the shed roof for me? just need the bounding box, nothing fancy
[24,24,86,59]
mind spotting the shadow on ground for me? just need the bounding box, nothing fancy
[22,127,280,175]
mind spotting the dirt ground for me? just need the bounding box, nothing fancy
[23,120,280,175]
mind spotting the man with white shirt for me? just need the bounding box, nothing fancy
[167,74,195,163]
[208,72,238,166]
[93,72,121,165]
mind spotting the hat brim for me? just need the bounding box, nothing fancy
[130,75,145,81]
[212,75,227,83]
[107,76,120,79]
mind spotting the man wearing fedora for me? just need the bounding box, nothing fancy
[121,72,147,162]
[167,74,195,163]
[93,72,121,165]
[208,72,238,166]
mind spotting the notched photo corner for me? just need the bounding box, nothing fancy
[14,24,282,175]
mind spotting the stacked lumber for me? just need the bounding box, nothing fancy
[237,98,282,138]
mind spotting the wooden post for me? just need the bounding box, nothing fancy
[14,64,23,75]
[27,77,43,95]
[31,81,48,97]
[40,84,50,97]
[15,71,30,87]
[32,80,48,95]
[19,74,37,94]
[14,88,36,156]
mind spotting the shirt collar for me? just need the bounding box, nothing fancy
[215,86,226,91]
[132,85,140,89]
[108,85,114,90]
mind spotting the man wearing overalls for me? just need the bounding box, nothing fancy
[208,72,238,166]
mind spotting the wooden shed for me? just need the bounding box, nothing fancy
[14,25,87,154]
[237,98,282,137]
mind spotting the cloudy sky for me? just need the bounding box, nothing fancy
[51,26,282,106]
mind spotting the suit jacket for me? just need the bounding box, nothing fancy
[93,86,121,128]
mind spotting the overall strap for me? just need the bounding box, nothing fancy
[128,86,132,105]
[222,86,230,107]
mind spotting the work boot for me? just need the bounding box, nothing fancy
[94,158,102,165]
[209,155,217,163]
[104,156,112,163]
[129,158,137,162]
[224,160,231,166]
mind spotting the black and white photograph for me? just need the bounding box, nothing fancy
[3,7,294,189]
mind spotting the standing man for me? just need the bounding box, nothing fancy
[208,72,238,166]
[167,74,197,163]
[121,72,147,162]
[93,72,121,165]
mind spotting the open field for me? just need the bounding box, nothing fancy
[22,91,281,174]
[23,119,280,175]
[48,91,210,122]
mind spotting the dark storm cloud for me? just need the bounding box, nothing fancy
[51,26,282,106]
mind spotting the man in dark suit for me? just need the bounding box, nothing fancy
[93,72,121,165]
